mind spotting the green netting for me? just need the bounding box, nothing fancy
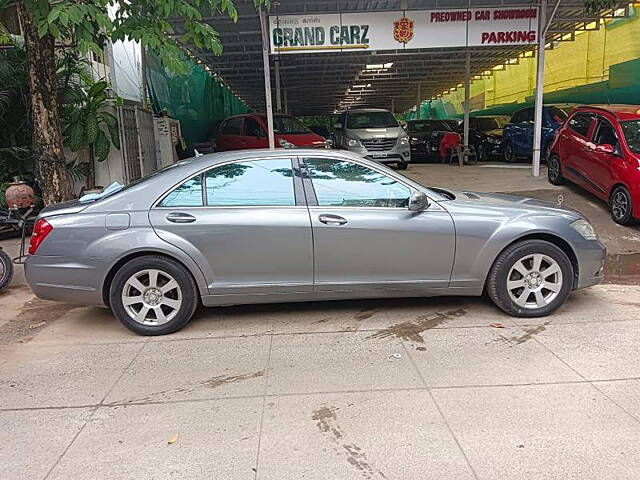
[146,51,250,153]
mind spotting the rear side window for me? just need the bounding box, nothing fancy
[567,113,594,137]
[222,117,242,135]
[158,175,203,207]
[205,159,295,206]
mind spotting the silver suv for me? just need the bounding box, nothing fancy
[333,108,411,169]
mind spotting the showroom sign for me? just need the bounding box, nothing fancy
[269,7,539,54]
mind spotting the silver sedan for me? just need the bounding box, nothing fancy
[25,149,605,335]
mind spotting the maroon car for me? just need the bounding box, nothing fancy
[548,104,640,225]
[216,113,327,151]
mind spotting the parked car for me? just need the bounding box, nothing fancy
[406,119,461,161]
[548,104,640,225]
[456,116,510,161]
[502,105,574,163]
[333,108,411,169]
[216,113,327,151]
[25,149,605,336]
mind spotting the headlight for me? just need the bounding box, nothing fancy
[278,138,296,149]
[346,137,361,147]
[570,219,598,240]
[398,136,409,146]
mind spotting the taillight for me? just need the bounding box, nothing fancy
[28,218,53,255]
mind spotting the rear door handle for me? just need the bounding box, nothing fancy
[319,214,347,225]
[166,212,196,223]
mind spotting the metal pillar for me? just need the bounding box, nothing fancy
[391,98,395,114]
[532,0,547,176]
[259,7,275,149]
[275,58,282,113]
[283,88,289,114]
[463,51,471,148]
[415,84,421,119]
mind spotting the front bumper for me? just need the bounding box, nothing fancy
[344,144,411,164]
[574,240,606,289]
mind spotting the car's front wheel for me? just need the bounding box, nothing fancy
[486,240,573,317]
[504,142,517,163]
[547,154,565,185]
[110,255,198,335]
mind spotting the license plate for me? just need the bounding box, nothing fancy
[371,153,387,158]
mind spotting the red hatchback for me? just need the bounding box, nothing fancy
[216,113,327,151]
[548,105,640,225]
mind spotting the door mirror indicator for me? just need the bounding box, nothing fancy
[595,143,615,155]
[408,191,429,211]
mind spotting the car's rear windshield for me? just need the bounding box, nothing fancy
[273,116,311,134]
[347,112,398,129]
[620,120,640,154]
[407,120,452,133]
[475,118,503,131]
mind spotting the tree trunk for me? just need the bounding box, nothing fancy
[18,4,74,205]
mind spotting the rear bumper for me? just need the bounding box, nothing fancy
[25,255,107,306]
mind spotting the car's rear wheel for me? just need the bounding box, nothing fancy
[110,256,198,335]
[397,161,408,170]
[486,240,573,317]
[504,142,517,163]
[547,154,565,185]
[610,186,634,226]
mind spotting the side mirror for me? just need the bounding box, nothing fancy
[595,143,615,155]
[408,191,429,211]
[334,123,343,130]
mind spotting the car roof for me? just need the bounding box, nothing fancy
[573,104,640,120]
[345,108,392,113]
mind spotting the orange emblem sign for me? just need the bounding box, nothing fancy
[393,17,414,44]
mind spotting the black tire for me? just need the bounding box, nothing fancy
[486,240,573,318]
[397,161,408,170]
[547,154,565,185]
[610,186,635,226]
[0,248,13,292]
[109,255,199,335]
[504,142,517,163]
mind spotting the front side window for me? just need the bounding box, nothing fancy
[273,116,311,134]
[205,159,295,206]
[305,158,411,208]
[567,113,594,137]
[620,120,640,154]
[594,120,618,146]
[159,175,203,207]
[245,117,265,137]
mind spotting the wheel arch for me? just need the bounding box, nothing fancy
[608,182,630,203]
[102,251,204,307]
[484,232,579,291]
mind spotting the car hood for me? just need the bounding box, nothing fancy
[481,128,503,138]
[443,189,582,219]
[409,131,445,140]
[346,126,404,140]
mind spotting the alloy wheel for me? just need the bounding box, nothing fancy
[121,269,183,325]
[507,254,563,309]
[548,157,560,181]
[612,191,629,221]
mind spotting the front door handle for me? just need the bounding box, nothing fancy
[319,214,347,225]
[166,212,196,224]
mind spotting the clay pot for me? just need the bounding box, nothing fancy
[5,181,35,209]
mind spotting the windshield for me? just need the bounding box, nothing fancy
[407,121,451,133]
[620,120,640,154]
[548,107,569,124]
[346,112,398,129]
[273,116,311,134]
[475,118,503,131]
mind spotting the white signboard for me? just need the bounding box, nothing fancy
[269,7,539,54]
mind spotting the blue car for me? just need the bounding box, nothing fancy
[502,105,573,163]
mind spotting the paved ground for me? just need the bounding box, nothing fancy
[2,162,640,479]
